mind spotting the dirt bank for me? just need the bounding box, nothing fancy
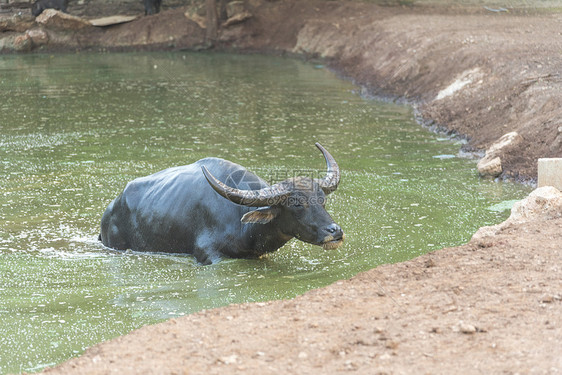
[2,0,560,373]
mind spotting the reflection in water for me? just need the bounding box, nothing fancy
[0,52,530,374]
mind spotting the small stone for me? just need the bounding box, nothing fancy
[459,322,477,334]
[478,156,502,177]
[219,354,239,365]
[223,11,252,27]
[344,360,358,370]
[478,131,523,178]
[385,340,399,350]
[379,352,392,360]
[424,258,436,268]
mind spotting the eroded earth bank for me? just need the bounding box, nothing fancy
[1,0,560,373]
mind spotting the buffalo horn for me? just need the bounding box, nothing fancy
[314,142,340,195]
[202,166,290,207]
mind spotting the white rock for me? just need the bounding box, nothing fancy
[477,155,502,177]
[471,186,562,241]
[478,132,523,177]
[486,132,523,155]
[89,15,138,27]
[459,322,477,334]
[436,68,482,100]
[36,9,91,30]
[219,354,239,365]
[509,186,562,223]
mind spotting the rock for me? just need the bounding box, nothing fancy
[184,2,207,29]
[0,14,36,32]
[430,327,442,334]
[27,28,49,46]
[223,11,252,27]
[508,186,562,222]
[471,186,562,241]
[486,131,523,155]
[436,67,483,100]
[218,354,239,365]
[471,225,498,243]
[89,15,138,27]
[477,156,502,177]
[13,33,32,51]
[478,132,523,177]
[35,9,91,30]
[344,360,358,370]
[459,322,477,334]
[379,352,392,360]
[221,1,252,28]
[184,10,206,29]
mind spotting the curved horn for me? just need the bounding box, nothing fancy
[202,166,290,207]
[315,142,340,195]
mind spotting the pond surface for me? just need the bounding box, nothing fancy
[0,52,530,373]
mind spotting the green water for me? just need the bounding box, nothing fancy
[0,52,530,373]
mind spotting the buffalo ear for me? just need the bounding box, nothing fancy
[241,207,280,224]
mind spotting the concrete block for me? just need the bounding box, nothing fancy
[538,158,562,191]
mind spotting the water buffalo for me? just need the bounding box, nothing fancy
[31,0,68,17]
[144,0,161,15]
[99,143,344,264]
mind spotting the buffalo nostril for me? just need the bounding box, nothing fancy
[326,223,342,236]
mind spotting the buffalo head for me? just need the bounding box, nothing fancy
[202,143,345,250]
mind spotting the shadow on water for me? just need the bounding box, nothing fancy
[0,52,531,373]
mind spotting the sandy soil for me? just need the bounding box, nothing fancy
[1,0,560,373]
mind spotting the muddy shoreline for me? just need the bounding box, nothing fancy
[1,0,560,373]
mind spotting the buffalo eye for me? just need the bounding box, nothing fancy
[288,195,308,208]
